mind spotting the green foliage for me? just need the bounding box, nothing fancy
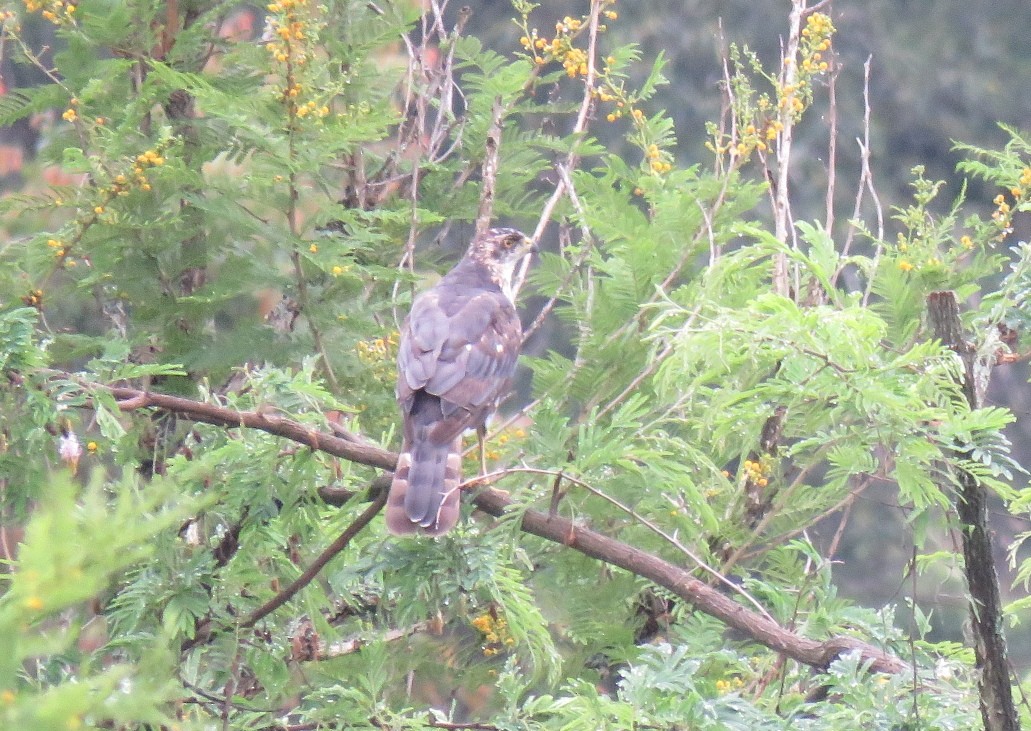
[0,472,194,729]
[0,0,1028,729]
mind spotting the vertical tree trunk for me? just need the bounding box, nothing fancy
[926,291,1019,731]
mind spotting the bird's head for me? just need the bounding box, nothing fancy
[466,227,537,297]
[479,227,537,262]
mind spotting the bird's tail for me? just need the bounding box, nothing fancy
[385,436,462,535]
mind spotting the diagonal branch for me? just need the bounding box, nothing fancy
[183,477,389,651]
[77,380,905,675]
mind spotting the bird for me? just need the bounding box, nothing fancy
[386,227,536,536]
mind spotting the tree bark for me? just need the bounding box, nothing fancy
[926,291,1019,731]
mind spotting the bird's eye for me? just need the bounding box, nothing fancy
[502,238,514,248]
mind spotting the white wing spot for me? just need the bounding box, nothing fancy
[495,343,504,353]
[465,343,474,351]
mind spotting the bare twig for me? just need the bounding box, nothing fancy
[521,166,598,344]
[851,58,886,306]
[515,0,604,297]
[824,61,839,236]
[770,0,806,297]
[474,97,505,238]
[316,622,427,661]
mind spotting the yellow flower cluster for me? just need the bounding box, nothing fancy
[799,12,834,74]
[517,0,617,76]
[741,457,770,488]
[356,332,399,383]
[265,0,311,64]
[720,120,784,159]
[562,46,588,78]
[470,611,515,657]
[265,0,334,124]
[356,332,398,363]
[44,145,167,265]
[715,677,745,694]
[45,237,67,258]
[777,82,806,116]
[994,167,1031,236]
[777,12,835,121]
[645,143,672,174]
[23,0,75,26]
[296,99,330,118]
[21,288,44,309]
[519,14,591,77]
[99,147,166,199]
[705,80,786,164]
[896,253,941,273]
[479,426,527,462]
[992,193,1013,232]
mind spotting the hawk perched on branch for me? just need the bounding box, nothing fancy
[386,228,536,536]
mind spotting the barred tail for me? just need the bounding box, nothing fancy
[385,436,462,536]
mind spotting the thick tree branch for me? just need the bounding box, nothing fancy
[81,381,904,675]
[926,291,1019,731]
[103,385,397,470]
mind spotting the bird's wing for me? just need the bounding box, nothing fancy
[397,287,521,440]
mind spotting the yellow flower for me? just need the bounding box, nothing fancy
[24,596,44,611]
[898,260,914,272]
[960,235,973,249]
[309,243,318,253]
[62,108,77,122]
